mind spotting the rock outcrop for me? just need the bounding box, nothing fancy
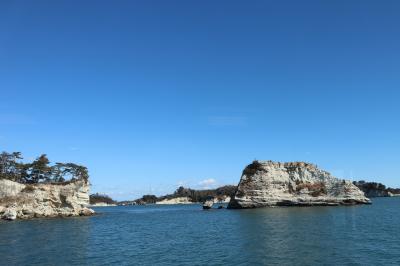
[202,198,214,210]
[212,196,231,204]
[228,161,370,209]
[0,179,94,220]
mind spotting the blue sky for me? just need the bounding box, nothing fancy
[1,0,399,200]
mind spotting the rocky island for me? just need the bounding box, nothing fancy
[90,193,117,206]
[353,181,400,198]
[0,152,94,220]
[228,161,371,208]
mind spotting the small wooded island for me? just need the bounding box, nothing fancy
[0,152,94,220]
[119,185,236,206]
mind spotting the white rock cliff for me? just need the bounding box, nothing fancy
[0,179,94,220]
[228,161,370,208]
[155,197,193,204]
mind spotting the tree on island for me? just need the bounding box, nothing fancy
[0,152,26,182]
[132,185,237,204]
[171,185,237,202]
[0,151,89,184]
[90,193,116,205]
[25,154,52,183]
[52,162,89,183]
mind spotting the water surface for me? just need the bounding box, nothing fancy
[1,198,399,265]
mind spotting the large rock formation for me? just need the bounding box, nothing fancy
[0,179,94,220]
[228,161,370,208]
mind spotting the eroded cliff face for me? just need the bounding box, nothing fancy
[0,179,94,220]
[228,161,370,209]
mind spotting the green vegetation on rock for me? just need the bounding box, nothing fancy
[0,151,89,184]
[130,185,237,205]
[90,193,116,205]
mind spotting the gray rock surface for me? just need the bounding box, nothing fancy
[203,199,214,209]
[228,161,371,209]
[3,208,17,220]
[0,179,94,220]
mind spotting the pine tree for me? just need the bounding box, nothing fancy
[27,154,52,183]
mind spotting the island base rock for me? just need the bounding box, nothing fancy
[0,179,94,220]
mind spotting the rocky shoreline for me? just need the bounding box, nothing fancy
[117,196,231,206]
[89,202,117,207]
[4,158,399,218]
[118,186,235,206]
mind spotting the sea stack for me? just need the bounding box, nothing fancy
[228,161,370,209]
[202,198,214,209]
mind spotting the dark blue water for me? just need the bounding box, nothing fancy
[1,198,399,266]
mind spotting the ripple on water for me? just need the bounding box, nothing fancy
[0,199,400,265]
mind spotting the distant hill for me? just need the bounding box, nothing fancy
[353,181,400,197]
[119,185,237,205]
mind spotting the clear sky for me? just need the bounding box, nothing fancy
[1,0,399,200]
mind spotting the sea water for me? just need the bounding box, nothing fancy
[1,198,399,265]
